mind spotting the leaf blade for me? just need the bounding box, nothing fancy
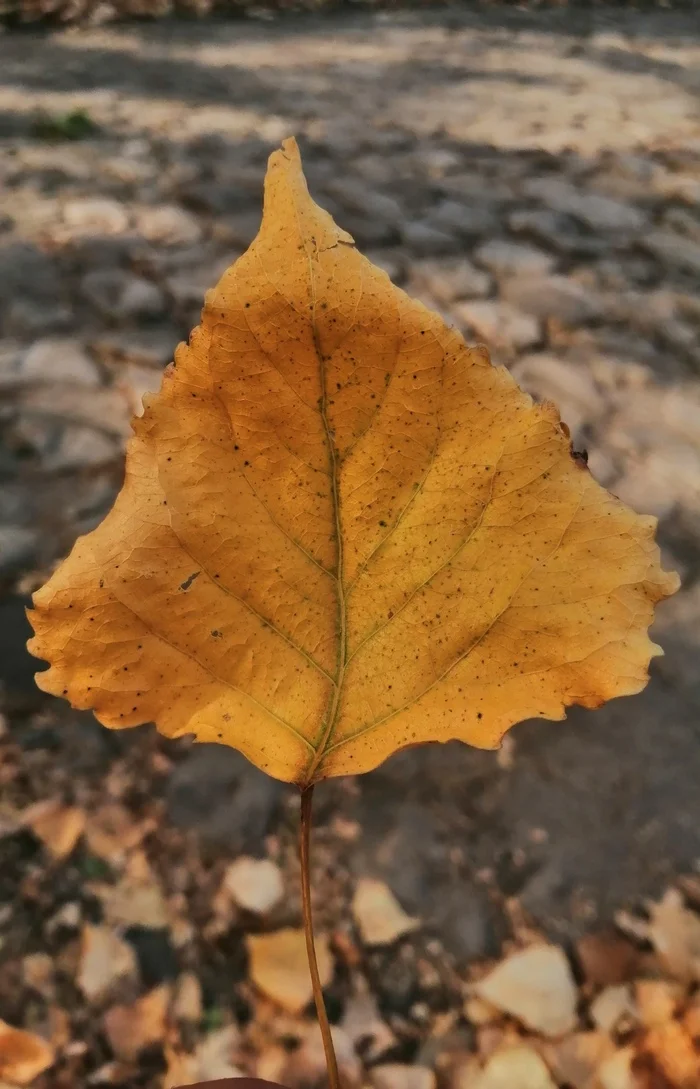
[28,137,680,786]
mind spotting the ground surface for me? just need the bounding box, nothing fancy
[0,6,699,1087]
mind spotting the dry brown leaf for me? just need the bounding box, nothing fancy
[352,877,419,946]
[85,802,153,865]
[255,1044,288,1083]
[284,1022,362,1089]
[576,931,640,986]
[171,972,202,1024]
[0,1020,55,1086]
[637,1021,700,1087]
[597,1046,635,1089]
[370,1064,436,1089]
[21,799,85,861]
[222,856,284,915]
[634,979,684,1028]
[191,1025,243,1081]
[77,924,138,1002]
[163,1047,196,1089]
[473,944,578,1037]
[28,138,679,789]
[340,976,397,1061]
[647,888,700,983]
[103,985,170,1061]
[590,984,637,1034]
[46,1006,71,1051]
[683,996,700,1039]
[22,953,54,999]
[463,996,503,1026]
[247,927,333,1013]
[545,1032,615,1089]
[94,853,168,929]
[471,1045,557,1089]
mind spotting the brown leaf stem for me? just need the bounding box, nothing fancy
[300,785,340,1089]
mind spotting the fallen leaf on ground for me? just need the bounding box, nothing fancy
[22,953,54,998]
[192,1025,243,1081]
[683,997,700,1037]
[284,1022,362,1088]
[28,138,679,789]
[94,853,168,929]
[545,1032,615,1089]
[576,931,640,985]
[46,1006,71,1050]
[370,1063,436,1089]
[590,985,636,1033]
[222,857,284,915]
[634,979,683,1028]
[474,944,577,1037]
[247,928,332,1013]
[103,985,170,1061]
[21,799,85,861]
[85,802,153,865]
[341,978,397,1060]
[255,1043,288,1083]
[472,1046,557,1089]
[597,1046,635,1089]
[463,996,503,1026]
[647,888,700,982]
[77,924,138,1002]
[163,1047,195,1089]
[172,972,202,1024]
[352,878,419,946]
[637,1020,700,1087]
[0,1020,55,1086]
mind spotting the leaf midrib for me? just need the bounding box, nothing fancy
[304,274,347,785]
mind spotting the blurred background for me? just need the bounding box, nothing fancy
[0,3,699,1088]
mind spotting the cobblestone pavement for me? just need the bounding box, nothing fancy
[1,7,699,949]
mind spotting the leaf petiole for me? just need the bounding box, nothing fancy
[300,786,340,1089]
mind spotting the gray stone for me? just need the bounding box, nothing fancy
[0,525,38,578]
[4,299,73,339]
[135,203,202,246]
[49,426,119,472]
[167,746,286,852]
[642,231,700,276]
[82,270,165,321]
[652,583,700,697]
[454,299,540,356]
[426,199,496,238]
[166,269,215,311]
[20,338,101,388]
[62,197,130,237]
[19,385,132,438]
[508,208,607,257]
[325,178,403,227]
[0,243,64,313]
[502,275,604,325]
[410,258,491,305]
[523,177,647,233]
[400,220,457,255]
[510,353,606,435]
[135,204,203,246]
[212,211,262,248]
[663,208,700,244]
[651,169,700,205]
[11,417,118,472]
[611,448,699,521]
[89,327,179,370]
[474,239,556,279]
[0,341,27,389]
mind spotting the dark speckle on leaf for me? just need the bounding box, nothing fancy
[179,571,201,591]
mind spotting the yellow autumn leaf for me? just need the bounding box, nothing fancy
[28,138,679,788]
